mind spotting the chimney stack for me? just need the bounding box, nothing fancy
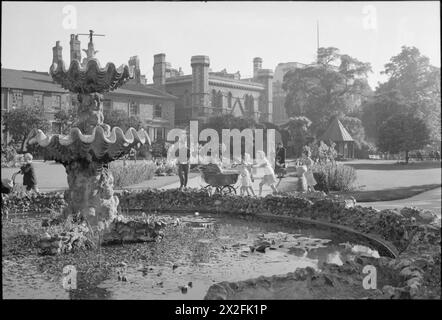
[129,56,141,84]
[52,41,63,64]
[253,57,263,79]
[153,53,166,89]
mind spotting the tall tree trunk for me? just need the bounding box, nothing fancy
[405,150,409,164]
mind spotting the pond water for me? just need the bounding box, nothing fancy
[2,212,380,300]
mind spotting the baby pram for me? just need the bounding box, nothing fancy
[198,164,239,195]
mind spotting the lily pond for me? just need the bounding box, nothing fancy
[2,212,381,300]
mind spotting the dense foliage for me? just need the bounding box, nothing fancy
[54,108,77,134]
[362,46,441,145]
[377,113,430,163]
[312,162,357,192]
[109,160,157,189]
[103,109,142,132]
[2,105,51,151]
[283,47,372,136]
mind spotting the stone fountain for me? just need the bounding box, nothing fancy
[25,32,169,252]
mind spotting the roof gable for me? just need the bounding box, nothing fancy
[231,98,245,117]
[319,118,354,142]
[1,68,68,93]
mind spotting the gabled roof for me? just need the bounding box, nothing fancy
[319,118,354,142]
[113,83,178,100]
[1,68,68,93]
[1,68,178,100]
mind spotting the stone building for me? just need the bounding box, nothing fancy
[1,68,73,143]
[273,62,309,125]
[146,54,274,127]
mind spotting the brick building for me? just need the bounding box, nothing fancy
[145,54,274,128]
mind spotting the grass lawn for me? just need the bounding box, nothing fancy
[279,160,441,203]
[120,172,198,190]
[334,184,441,202]
[1,160,193,192]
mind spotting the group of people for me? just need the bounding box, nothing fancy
[172,139,316,196]
[236,143,317,196]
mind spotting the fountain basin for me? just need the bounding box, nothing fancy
[3,211,394,300]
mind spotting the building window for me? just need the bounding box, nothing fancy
[11,90,23,108]
[33,92,43,107]
[51,122,62,134]
[217,91,223,109]
[227,92,232,108]
[245,95,254,114]
[129,101,139,116]
[154,127,165,140]
[53,95,62,111]
[211,90,217,108]
[103,99,112,112]
[154,104,162,118]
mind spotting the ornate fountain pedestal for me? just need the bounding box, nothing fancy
[63,159,119,226]
[25,33,163,253]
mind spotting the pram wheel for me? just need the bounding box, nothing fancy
[220,185,236,195]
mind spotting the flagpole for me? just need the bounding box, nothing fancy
[316,20,320,61]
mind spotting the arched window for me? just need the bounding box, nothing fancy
[243,94,254,115]
[217,91,223,109]
[211,89,217,108]
[227,92,232,108]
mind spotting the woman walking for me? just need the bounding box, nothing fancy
[301,148,316,192]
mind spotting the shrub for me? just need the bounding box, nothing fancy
[1,145,18,167]
[312,162,357,192]
[109,160,156,189]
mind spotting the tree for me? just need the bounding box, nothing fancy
[54,108,77,134]
[279,116,313,157]
[361,90,412,141]
[201,114,266,159]
[103,109,142,132]
[282,47,372,136]
[380,46,441,142]
[2,105,50,151]
[377,113,430,163]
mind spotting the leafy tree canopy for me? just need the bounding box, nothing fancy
[54,107,77,135]
[282,47,372,136]
[103,109,142,132]
[378,46,441,141]
[377,113,430,163]
[2,105,50,151]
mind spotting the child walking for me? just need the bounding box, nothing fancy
[238,163,255,197]
[17,153,38,194]
[296,165,308,193]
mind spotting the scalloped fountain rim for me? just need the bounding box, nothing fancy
[50,58,133,93]
[24,126,151,162]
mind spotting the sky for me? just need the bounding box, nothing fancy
[1,1,440,89]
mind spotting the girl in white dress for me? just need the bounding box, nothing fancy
[255,151,278,196]
[238,164,255,196]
